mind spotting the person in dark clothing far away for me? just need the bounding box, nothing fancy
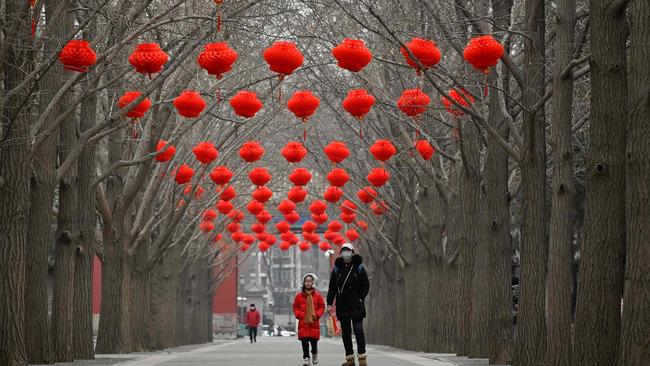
[326,243,370,366]
[245,303,261,343]
[293,273,325,366]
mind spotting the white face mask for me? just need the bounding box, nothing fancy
[341,251,353,261]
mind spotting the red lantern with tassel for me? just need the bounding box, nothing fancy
[327,168,349,187]
[342,89,375,120]
[370,139,397,162]
[210,166,233,186]
[263,41,304,79]
[397,89,431,118]
[298,242,311,251]
[174,90,206,118]
[219,185,236,201]
[319,241,332,252]
[323,186,343,203]
[400,38,441,75]
[357,220,369,232]
[192,141,219,164]
[328,220,343,232]
[346,229,360,242]
[340,212,356,224]
[175,165,194,185]
[278,200,296,215]
[312,213,328,225]
[252,186,273,203]
[230,91,262,118]
[367,167,390,187]
[285,211,300,224]
[203,209,218,221]
[247,200,265,215]
[279,242,291,251]
[441,89,475,116]
[302,221,317,233]
[309,200,327,215]
[251,223,266,234]
[340,200,357,215]
[289,168,312,186]
[239,141,265,162]
[287,90,320,122]
[59,40,96,72]
[256,210,272,224]
[371,201,388,215]
[198,42,238,79]
[128,43,169,75]
[155,140,176,162]
[249,167,271,186]
[323,141,350,164]
[281,141,308,163]
[463,35,504,73]
[226,222,240,233]
[357,186,378,204]
[287,186,308,203]
[199,221,215,233]
[415,140,436,160]
[118,91,151,118]
[216,200,234,214]
[276,221,291,233]
[331,39,372,72]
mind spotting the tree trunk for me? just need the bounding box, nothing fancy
[574,1,628,366]
[147,245,181,350]
[546,0,576,364]
[0,2,32,365]
[514,0,547,365]
[617,1,649,365]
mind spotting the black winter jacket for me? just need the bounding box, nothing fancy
[326,254,370,320]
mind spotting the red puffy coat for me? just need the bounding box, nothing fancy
[293,289,325,340]
[245,309,261,328]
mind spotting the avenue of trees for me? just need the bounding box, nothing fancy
[0,1,648,366]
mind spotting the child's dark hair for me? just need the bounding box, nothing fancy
[301,274,315,292]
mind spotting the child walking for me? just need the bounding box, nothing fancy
[293,273,325,366]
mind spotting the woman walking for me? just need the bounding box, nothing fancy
[326,243,370,366]
[293,273,325,366]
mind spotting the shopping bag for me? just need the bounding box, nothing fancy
[327,313,342,336]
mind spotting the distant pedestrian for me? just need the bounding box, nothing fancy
[326,243,370,366]
[293,273,325,366]
[245,303,261,343]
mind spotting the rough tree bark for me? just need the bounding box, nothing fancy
[513,0,547,365]
[546,0,576,364]
[574,1,628,366]
[617,1,649,365]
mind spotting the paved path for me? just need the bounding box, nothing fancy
[104,337,481,366]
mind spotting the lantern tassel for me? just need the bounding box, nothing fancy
[216,88,221,103]
[303,123,307,142]
[217,13,222,32]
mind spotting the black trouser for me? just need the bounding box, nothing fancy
[301,338,318,358]
[340,317,366,356]
[248,326,257,342]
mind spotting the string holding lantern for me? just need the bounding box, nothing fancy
[323,186,343,203]
[370,139,397,163]
[288,168,312,187]
[323,141,350,164]
[287,90,320,141]
[463,35,504,74]
[248,167,271,186]
[400,38,442,76]
[173,90,206,118]
[212,0,224,32]
[332,39,372,73]
[192,141,219,164]
[118,91,151,121]
[281,141,308,163]
[357,186,378,204]
[415,140,436,160]
[175,165,194,185]
[442,89,475,116]
[198,42,238,80]
[326,168,350,187]
[59,40,97,72]
[252,186,273,203]
[263,41,304,81]
[128,43,169,77]
[230,91,262,118]
[239,141,265,162]
[367,167,390,187]
[287,186,308,203]
[209,166,233,187]
[155,140,176,162]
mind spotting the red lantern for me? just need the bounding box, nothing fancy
[328,220,343,232]
[175,164,194,185]
[59,40,96,72]
[287,90,320,122]
[230,91,263,118]
[323,141,350,164]
[340,212,356,224]
[371,201,388,215]
[198,42,238,79]
[231,232,245,242]
[281,141,308,163]
[324,230,337,241]
[275,221,291,233]
[252,186,273,203]
[302,221,317,233]
[308,233,321,245]
[243,235,255,245]
[279,242,291,251]
[258,242,270,252]
[441,89,475,116]
[357,186,378,204]
[415,140,436,160]
[367,167,390,187]
[312,213,328,225]
[397,89,431,118]
[219,185,236,201]
[265,235,277,246]
[277,200,296,215]
[319,241,332,252]
[287,186,308,203]
[463,35,504,73]
[263,41,304,78]
[192,141,219,164]
[285,211,300,224]
[327,168,349,187]
[400,38,441,75]
[155,140,176,162]
[298,242,311,251]
[251,223,266,234]
[309,200,327,215]
[118,91,151,118]
[289,168,312,186]
[194,186,205,199]
[342,89,375,120]
[256,210,272,224]
[216,200,234,214]
[203,209,218,221]
[239,141,265,162]
[247,200,265,215]
[199,221,215,233]
[280,231,295,242]
[174,90,206,118]
[331,39,372,73]
[240,244,251,252]
[226,222,240,233]
[340,200,357,215]
[257,233,269,244]
[249,167,271,186]
[357,220,369,232]
[228,210,245,223]
[128,43,169,75]
[332,234,346,246]
[212,234,223,243]
[210,166,233,186]
[346,229,360,242]
[370,139,397,162]
[323,186,343,203]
